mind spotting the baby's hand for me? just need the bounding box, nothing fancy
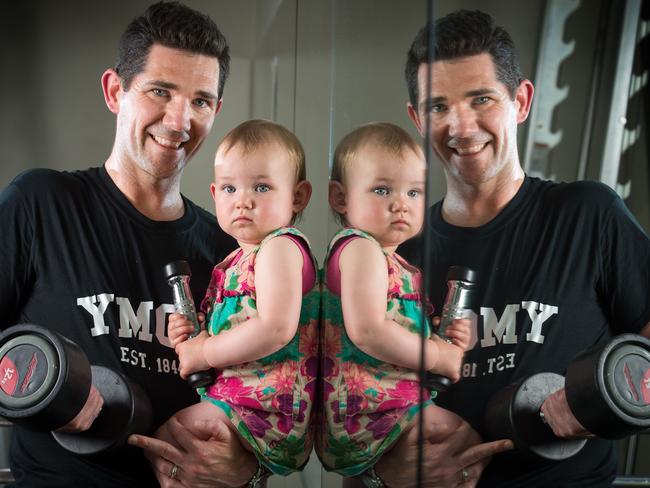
[175,330,211,379]
[168,312,205,347]
[429,335,465,383]
[443,317,472,351]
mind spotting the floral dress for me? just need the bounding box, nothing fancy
[199,227,319,475]
[318,228,435,476]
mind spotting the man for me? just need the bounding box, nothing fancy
[0,2,262,486]
[390,8,649,488]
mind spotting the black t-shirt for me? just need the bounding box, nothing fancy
[0,167,236,487]
[400,176,650,487]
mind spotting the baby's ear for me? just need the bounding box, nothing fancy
[328,180,347,215]
[293,180,312,213]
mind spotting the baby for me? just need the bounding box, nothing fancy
[165,119,319,477]
[318,122,471,477]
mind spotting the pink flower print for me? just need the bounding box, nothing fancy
[200,267,227,313]
[322,321,343,362]
[330,395,363,435]
[233,259,256,296]
[256,361,298,403]
[366,408,405,440]
[206,376,262,410]
[386,263,405,299]
[299,320,319,358]
[386,379,421,403]
[275,396,308,434]
[237,407,273,438]
[342,362,384,405]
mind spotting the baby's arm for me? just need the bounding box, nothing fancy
[340,238,442,371]
[180,236,304,371]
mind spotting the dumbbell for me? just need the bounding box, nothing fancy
[485,334,650,460]
[164,260,215,389]
[0,324,152,455]
[424,266,476,392]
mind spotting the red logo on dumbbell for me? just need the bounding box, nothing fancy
[0,356,18,396]
[643,368,650,405]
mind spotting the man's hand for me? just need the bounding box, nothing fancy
[540,387,593,439]
[374,407,512,487]
[128,416,257,488]
[55,385,104,433]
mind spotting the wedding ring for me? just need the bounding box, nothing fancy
[170,464,179,480]
[459,468,469,483]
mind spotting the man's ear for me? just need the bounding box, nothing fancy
[515,79,534,124]
[292,180,312,213]
[101,69,122,114]
[407,103,424,136]
[328,180,347,215]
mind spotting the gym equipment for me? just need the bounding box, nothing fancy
[485,333,650,460]
[164,260,215,388]
[424,266,477,392]
[0,324,152,455]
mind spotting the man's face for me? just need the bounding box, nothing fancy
[111,44,222,181]
[408,53,531,188]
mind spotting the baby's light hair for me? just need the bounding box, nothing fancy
[216,119,306,183]
[331,122,424,224]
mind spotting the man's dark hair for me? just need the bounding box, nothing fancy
[405,10,523,108]
[115,1,230,100]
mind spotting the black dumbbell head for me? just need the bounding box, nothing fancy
[164,260,191,280]
[566,334,650,439]
[447,265,477,284]
[0,324,91,431]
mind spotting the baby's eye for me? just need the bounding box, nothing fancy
[407,189,421,198]
[373,187,390,196]
[222,185,236,194]
[255,184,270,193]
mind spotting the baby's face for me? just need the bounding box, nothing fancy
[211,142,298,250]
[341,144,426,251]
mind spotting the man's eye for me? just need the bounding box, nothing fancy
[152,88,168,97]
[373,187,389,196]
[255,184,270,193]
[194,98,210,108]
[474,96,490,105]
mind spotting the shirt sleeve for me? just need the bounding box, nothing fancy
[0,175,36,327]
[599,194,650,334]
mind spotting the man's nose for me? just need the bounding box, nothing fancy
[163,98,191,133]
[447,105,478,138]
